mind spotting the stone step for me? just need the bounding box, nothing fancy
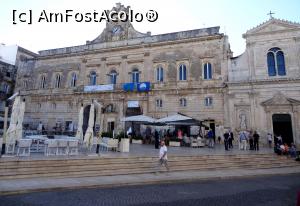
[0,157,297,180]
[0,154,281,168]
[0,161,297,180]
[0,155,288,174]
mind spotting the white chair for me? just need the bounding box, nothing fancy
[68,140,79,155]
[45,139,58,156]
[6,140,16,155]
[17,139,32,156]
[57,140,68,155]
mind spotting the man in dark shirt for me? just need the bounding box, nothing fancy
[224,131,230,151]
[253,131,260,151]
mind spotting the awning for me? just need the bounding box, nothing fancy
[121,115,157,124]
[156,113,201,125]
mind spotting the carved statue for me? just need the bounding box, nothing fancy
[239,113,247,130]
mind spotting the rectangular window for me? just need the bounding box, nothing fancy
[205,97,213,107]
[156,99,163,108]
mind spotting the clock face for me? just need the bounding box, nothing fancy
[112,25,121,34]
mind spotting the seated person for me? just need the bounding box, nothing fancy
[274,143,282,155]
[183,134,191,146]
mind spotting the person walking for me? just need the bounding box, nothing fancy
[267,133,273,148]
[223,130,230,151]
[239,131,248,150]
[156,140,169,172]
[207,129,214,148]
[249,131,254,150]
[253,131,260,151]
[229,130,234,149]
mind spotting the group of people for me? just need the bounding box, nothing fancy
[234,130,260,151]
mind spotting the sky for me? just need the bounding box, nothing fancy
[0,0,299,56]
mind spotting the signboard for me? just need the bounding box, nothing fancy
[84,84,114,92]
[127,101,139,108]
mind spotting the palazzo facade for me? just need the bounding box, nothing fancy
[15,4,300,146]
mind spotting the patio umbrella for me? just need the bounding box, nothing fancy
[156,113,192,123]
[6,96,20,143]
[75,105,84,140]
[15,99,25,141]
[121,115,157,124]
[156,113,201,125]
[83,103,95,148]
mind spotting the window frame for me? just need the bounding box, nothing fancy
[178,64,187,81]
[203,62,213,80]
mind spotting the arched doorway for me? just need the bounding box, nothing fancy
[82,105,96,136]
[272,114,293,145]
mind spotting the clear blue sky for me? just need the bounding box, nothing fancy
[0,0,299,56]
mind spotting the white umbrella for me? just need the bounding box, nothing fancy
[15,100,25,141]
[6,96,20,143]
[121,115,157,123]
[75,106,84,140]
[83,103,95,148]
[156,113,192,123]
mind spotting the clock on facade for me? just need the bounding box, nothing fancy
[112,25,122,35]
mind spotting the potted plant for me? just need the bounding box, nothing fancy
[169,136,181,147]
[116,131,130,152]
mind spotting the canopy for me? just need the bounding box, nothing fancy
[121,115,157,124]
[156,113,201,125]
[83,103,95,148]
[15,100,25,141]
[6,96,20,143]
[75,106,84,140]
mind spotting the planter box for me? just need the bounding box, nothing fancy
[169,141,180,147]
[132,139,143,144]
[120,138,130,152]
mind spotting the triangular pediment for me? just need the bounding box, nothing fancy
[243,18,300,38]
[261,92,300,106]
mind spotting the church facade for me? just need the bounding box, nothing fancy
[15,4,300,146]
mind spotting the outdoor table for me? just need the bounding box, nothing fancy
[24,135,48,152]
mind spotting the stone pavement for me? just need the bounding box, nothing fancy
[0,165,299,195]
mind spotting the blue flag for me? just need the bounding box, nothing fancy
[123,83,135,92]
[137,82,150,92]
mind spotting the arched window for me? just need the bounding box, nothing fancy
[179,98,187,107]
[203,63,212,80]
[267,47,286,76]
[156,66,164,82]
[132,68,139,83]
[109,70,117,84]
[55,74,61,88]
[40,75,46,89]
[90,71,97,85]
[179,64,187,81]
[70,73,77,87]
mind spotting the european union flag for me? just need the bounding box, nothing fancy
[137,82,150,92]
[123,83,135,92]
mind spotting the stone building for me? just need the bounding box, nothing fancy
[227,18,300,146]
[15,3,230,136]
[0,44,37,117]
[15,4,300,146]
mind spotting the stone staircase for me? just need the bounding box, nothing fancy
[0,154,298,180]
